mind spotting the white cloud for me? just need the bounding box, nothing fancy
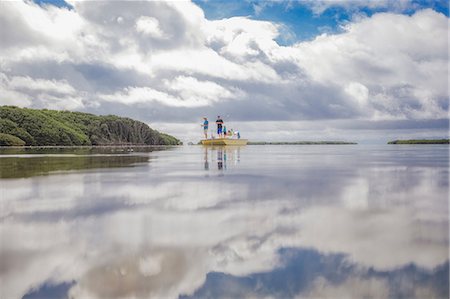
[165,76,242,103]
[0,73,83,109]
[135,16,166,39]
[345,81,369,106]
[293,9,449,119]
[205,17,280,57]
[151,47,280,82]
[0,73,84,110]
[98,76,242,107]
[0,1,448,141]
[0,89,32,107]
[9,75,76,95]
[99,86,179,106]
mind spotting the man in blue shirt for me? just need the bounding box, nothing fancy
[216,116,223,138]
[202,117,209,139]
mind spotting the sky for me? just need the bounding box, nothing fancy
[0,0,448,143]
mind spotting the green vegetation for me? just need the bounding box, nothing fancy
[248,141,357,145]
[0,106,181,146]
[0,133,26,146]
[388,139,449,144]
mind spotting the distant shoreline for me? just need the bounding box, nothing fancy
[0,145,179,149]
[248,141,357,145]
[388,139,449,144]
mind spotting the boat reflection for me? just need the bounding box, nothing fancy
[203,146,241,171]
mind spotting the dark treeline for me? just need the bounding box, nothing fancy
[388,139,449,144]
[248,141,357,145]
[0,106,181,146]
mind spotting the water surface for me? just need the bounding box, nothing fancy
[0,145,448,299]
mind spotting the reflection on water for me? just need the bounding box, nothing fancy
[0,155,151,179]
[0,147,169,178]
[203,146,241,171]
[0,145,448,299]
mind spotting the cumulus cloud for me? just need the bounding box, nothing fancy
[8,75,76,95]
[294,9,449,119]
[135,16,166,39]
[0,1,448,142]
[0,72,83,109]
[166,76,243,104]
[98,76,242,107]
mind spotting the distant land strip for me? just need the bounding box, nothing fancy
[388,139,449,144]
[0,106,181,146]
[248,141,357,145]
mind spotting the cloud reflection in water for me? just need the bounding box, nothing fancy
[0,145,448,298]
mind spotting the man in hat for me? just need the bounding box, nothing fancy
[201,117,209,139]
[216,115,224,138]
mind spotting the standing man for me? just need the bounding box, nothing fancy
[201,117,209,139]
[216,115,223,138]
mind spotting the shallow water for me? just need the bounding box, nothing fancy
[0,145,448,299]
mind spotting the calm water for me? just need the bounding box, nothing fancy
[0,145,448,299]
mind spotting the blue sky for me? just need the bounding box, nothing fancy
[196,0,449,43]
[34,0,71,8]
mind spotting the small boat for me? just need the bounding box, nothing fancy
[201,138,248,146]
